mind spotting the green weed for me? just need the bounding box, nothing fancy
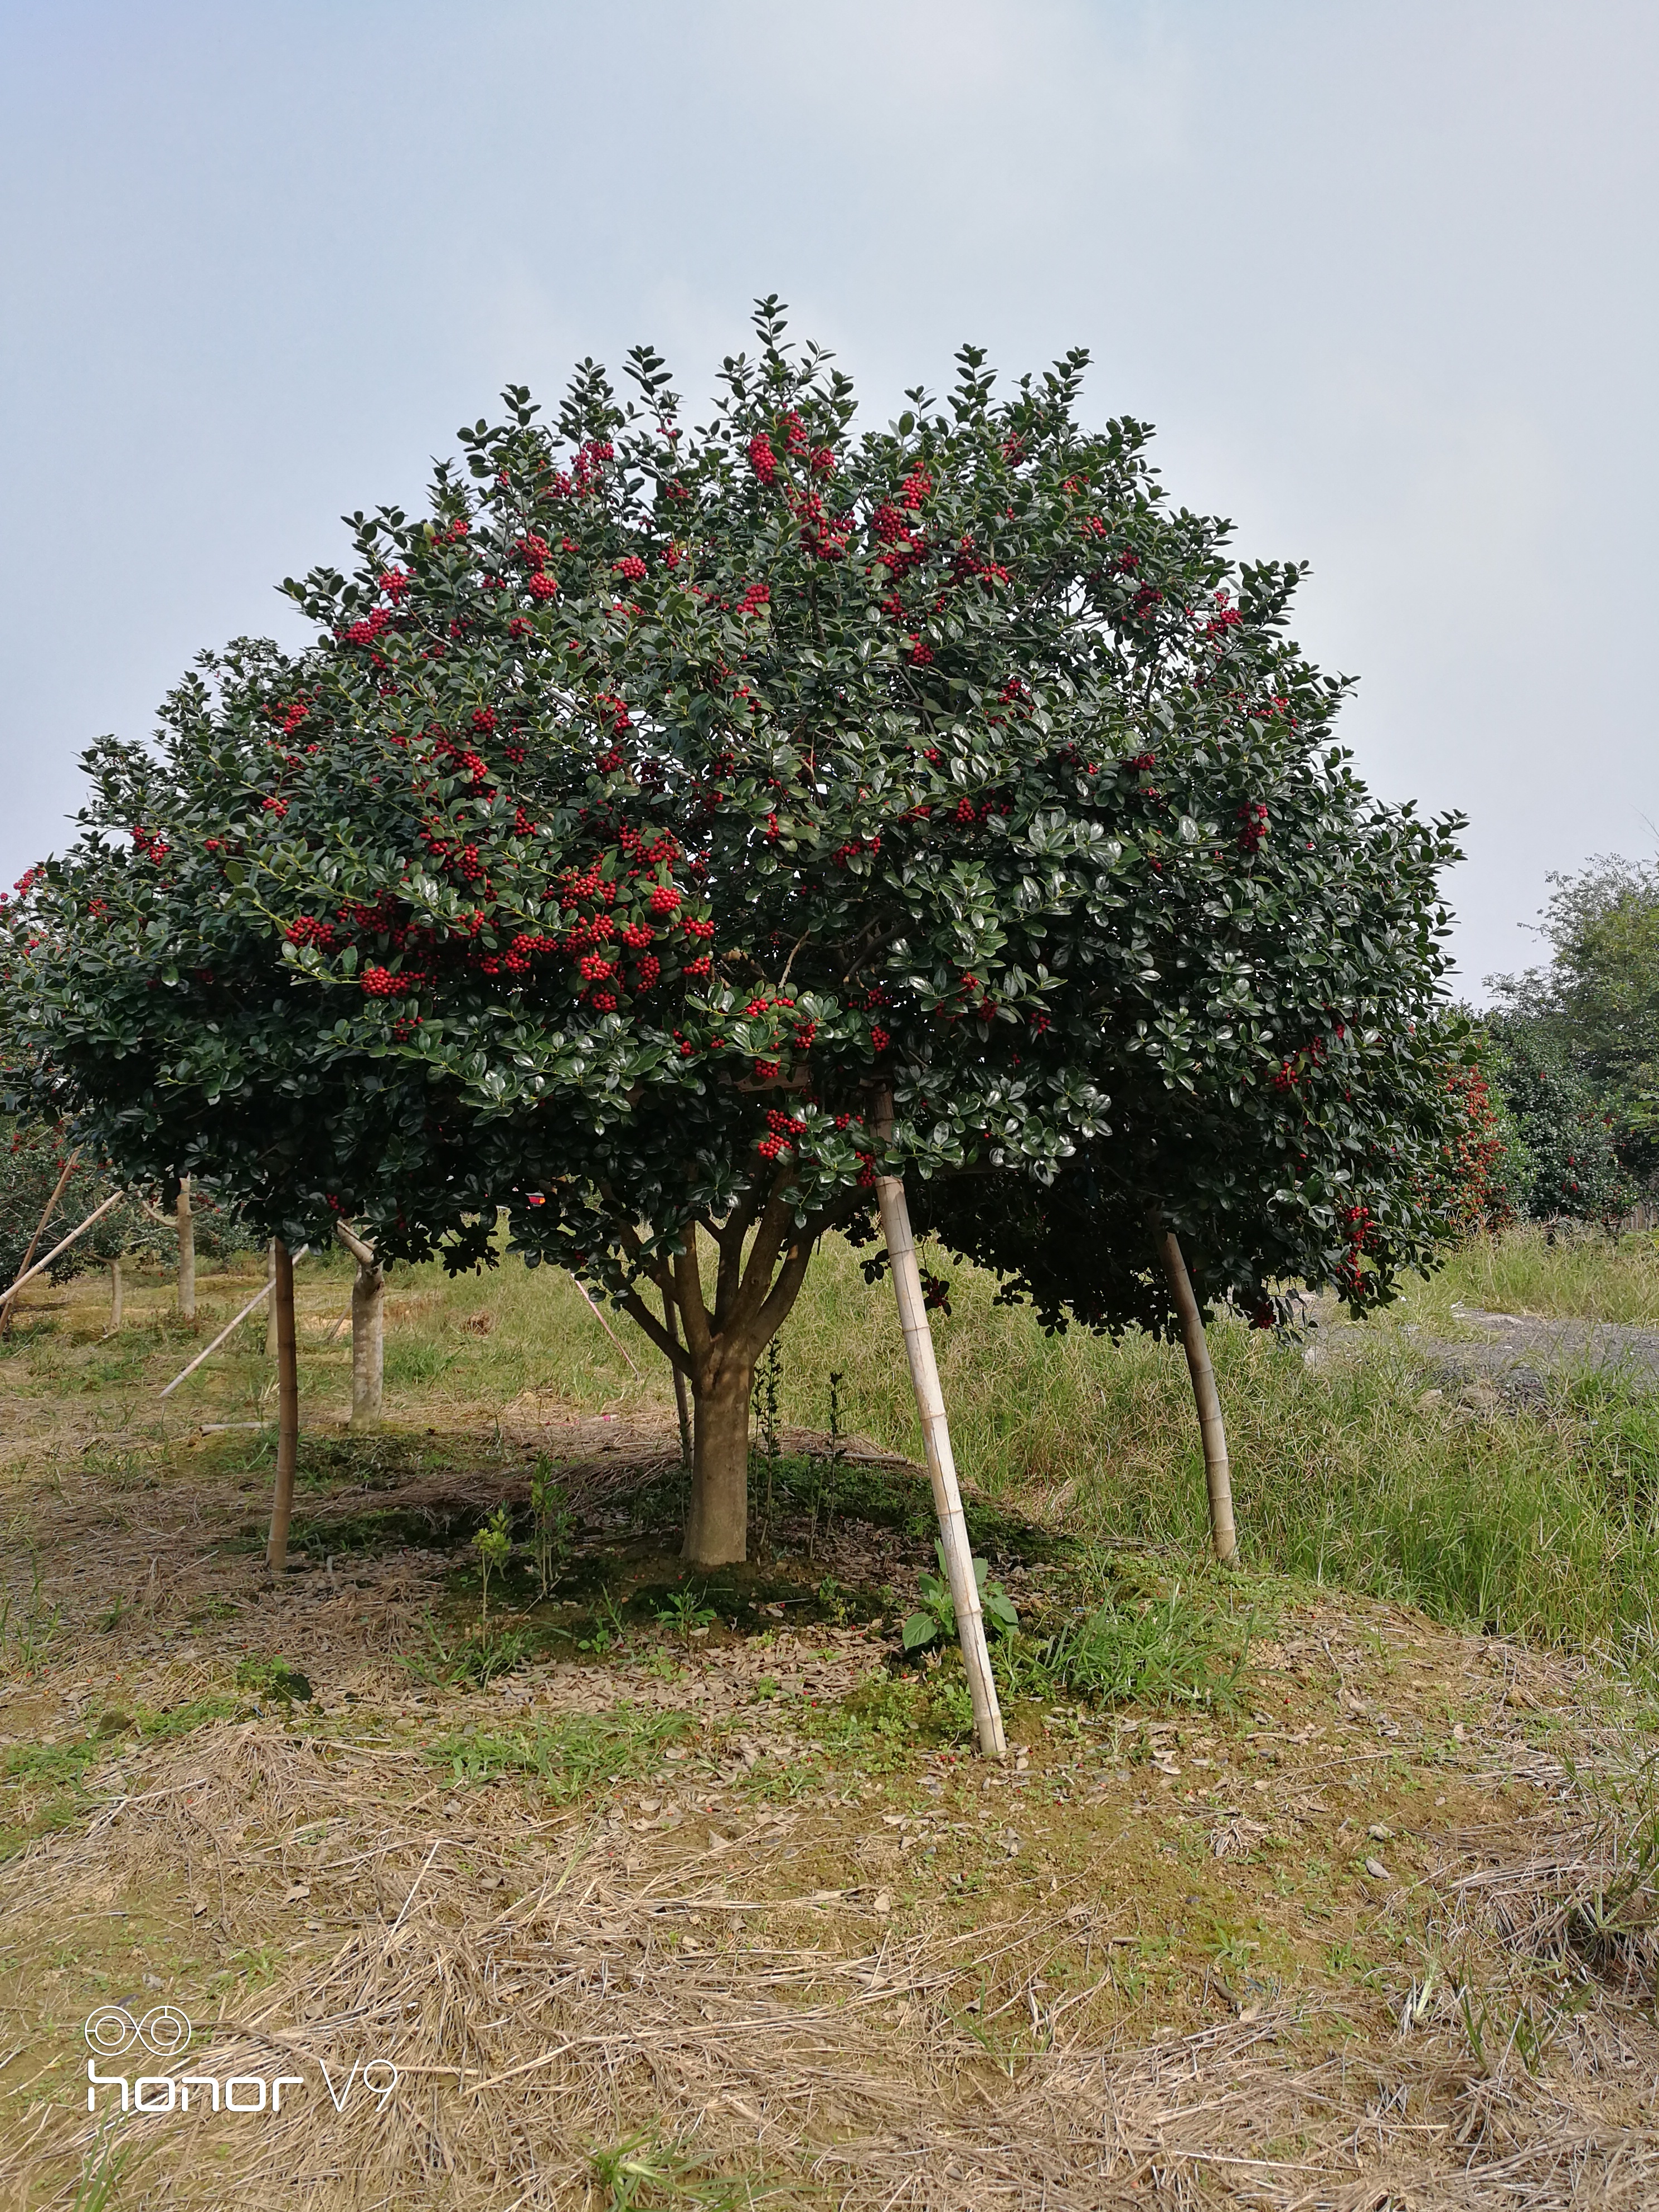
[429,1707,692,1797]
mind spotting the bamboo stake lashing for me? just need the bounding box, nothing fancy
[1149,1210,1239,1568]
[872,1093,1006,1761]
[0,1191,125,1313]
[158,1245,310,1399]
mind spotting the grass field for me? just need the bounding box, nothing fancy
[1,1224,1657,2206]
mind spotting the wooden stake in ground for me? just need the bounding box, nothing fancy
[265,1239,279,1360]
[176,1176,196,1323]
[266,1239,299,1576]
[1149,1209,1239,1567]
[872,1094,1006,1761]
[1,1147,79,1336]
[334,1221,384,1429]
[108,1258,123,1333]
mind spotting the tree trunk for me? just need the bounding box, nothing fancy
[176,1177,196,1323]
[266,1240,299,1575]
[682,1355,754,1567]
[265,1239,279,1359]
[109,1258,123,1332]
[1150,1214,1240,1568]
[350,1254,384,1428]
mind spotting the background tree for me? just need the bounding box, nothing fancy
[0,1119,174,1329]
[1488,853,1659,1200]
[1481,1015,1630,1225]
[2,305,1467,1566]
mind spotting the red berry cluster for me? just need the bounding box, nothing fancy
[1238,801,1269,855]
[361,966,400,997]
[342,607,394,648]
[612,555,648,581]
[738,582,770,616]
[284,915,336,948]
[747,434,778,485]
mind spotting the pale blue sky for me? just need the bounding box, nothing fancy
[3,1,1655,992]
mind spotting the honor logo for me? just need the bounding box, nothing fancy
[83,2007,399,2116]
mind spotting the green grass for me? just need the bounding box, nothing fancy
[370,1226,1659,1676]
[426,1706,696,1797]
[1416,1224,1659,1327]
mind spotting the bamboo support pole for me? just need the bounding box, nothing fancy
[265,1240,280,1359]
[570,1273,642,1379]
[176,1177,196,1322]
[158,1244,310,1398]
[1149,1211,1240,1567]
[109,1258,123,1332]
[267,1240,299,1575]
[0,1191,125,1313]
[664,1285,693,1469]
[872,1094,1006,1760]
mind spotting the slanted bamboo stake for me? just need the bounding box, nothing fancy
[267,1240,299,1576]
[570,1273,642,1379]
[872,1093,1006,1760]
[1149,1209,1239,1567]
[158,1244,310,1398]
[1,1148,79,1334]
[176,1177,196,1323]
[334,1221,385,1429]
[0,1191,125,1313]
[663,1282,693,1468]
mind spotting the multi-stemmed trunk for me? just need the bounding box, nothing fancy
[607,1173,846,1568]
[335,1221,384,1429]
[266,1239,299,1576]
[176,1176,196,1324]
[1148,1210,1240,1568]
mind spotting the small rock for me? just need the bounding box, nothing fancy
[1452,1723,1467,1744]
[1367,1822,1393,1842]
[871,1889,892,1917]
[1362,1856,1389,1881]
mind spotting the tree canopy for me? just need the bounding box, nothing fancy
[1,303,1470,1559]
